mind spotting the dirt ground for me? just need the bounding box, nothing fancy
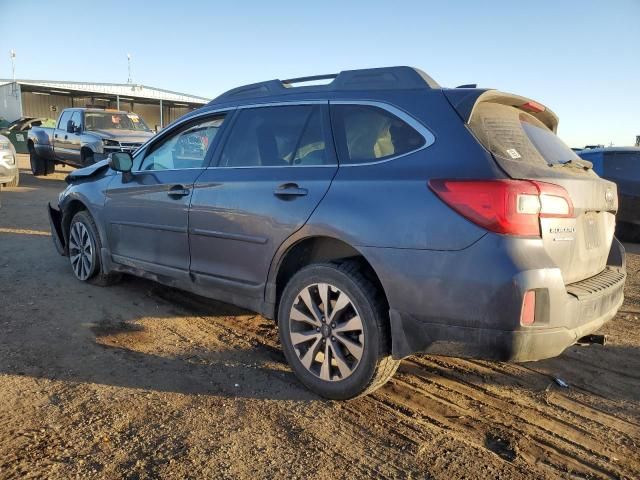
[1,156,639,479]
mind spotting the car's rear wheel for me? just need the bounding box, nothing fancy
[44,159,55,175]
[30,149,46,176]
[68,211,121,286]
[278,262,399,400]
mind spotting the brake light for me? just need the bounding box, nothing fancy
[521,101,545,113]
[520,290,536,326]
[428,179,573,237]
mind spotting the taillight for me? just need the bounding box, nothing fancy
[520,290,536,326]
[428,179,573,237]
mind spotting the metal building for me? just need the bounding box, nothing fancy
[0,79,209,131]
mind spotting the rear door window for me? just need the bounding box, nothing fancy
[331,104,426,164]
[469,102,579,168]
[219,105,331,167]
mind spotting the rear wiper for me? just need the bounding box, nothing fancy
[548,158,593,170]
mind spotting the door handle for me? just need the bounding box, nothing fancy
[167,184,190,198]
[274,183,308,197]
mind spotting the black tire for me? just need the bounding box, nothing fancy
[68,210,122,286]
[30,148,46,176]
[81,149,94,166]
[44,159,55,175]
[278,261,399,400]
[5,169,19,188]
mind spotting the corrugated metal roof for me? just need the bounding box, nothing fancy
[0,79,209,104]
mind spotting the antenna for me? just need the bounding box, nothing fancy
[127,53,132,84]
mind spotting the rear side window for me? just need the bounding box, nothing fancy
[469,102,579,168]
[219,105,330,167]
[331,104,425,164]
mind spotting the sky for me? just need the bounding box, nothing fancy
[0,0,638,147]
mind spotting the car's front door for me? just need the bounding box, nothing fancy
[67,110,84,166]
[189,103,338,306]
[53,110,73,162]
[104,113,228,280]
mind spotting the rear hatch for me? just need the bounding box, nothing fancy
[461,91,618,285]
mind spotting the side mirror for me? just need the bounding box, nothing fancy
[108,152,133,173]
[66,120,74,133]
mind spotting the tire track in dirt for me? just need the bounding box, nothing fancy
[398,358,637,478]
[146,285,640,479]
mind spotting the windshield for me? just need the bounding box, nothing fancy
[85,112,151,132]
[469,102,580,168]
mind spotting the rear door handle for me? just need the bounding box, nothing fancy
[274,183,308,197]
[167,184,190,198]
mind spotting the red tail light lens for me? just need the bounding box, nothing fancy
[428,179,573,237]
[520,290,536,326]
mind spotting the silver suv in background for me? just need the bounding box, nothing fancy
[0,134,18,188]
[28,108,154,176]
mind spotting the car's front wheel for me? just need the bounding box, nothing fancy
[278,262,399,400]
[68,211,121,286]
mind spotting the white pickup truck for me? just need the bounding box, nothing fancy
[27,107,154,175]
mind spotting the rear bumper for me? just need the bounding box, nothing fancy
[361,235,626,361]
[48,203,66,255]
[389,269,624,361]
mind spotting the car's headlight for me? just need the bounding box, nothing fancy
[0,140,11,151]
[102,139,120,147]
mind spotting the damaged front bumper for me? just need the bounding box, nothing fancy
[48,203,66,255]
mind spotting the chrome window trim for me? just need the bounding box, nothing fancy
[236,100,328,109]
[329,99,435,167]
[206,164,336,170]
[131,108,234,173]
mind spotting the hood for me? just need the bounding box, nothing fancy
[90,129,154,143]
[65,159,111,184]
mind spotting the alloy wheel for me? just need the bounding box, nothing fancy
[69,222,94,281]
[289,283,365,382]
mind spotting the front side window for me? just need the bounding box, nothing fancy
[219,105,330,167]
[137,116,225,171]
[57,111,72,130]
[331,104,426,164]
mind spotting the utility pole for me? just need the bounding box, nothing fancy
[9,49,17,95]
[127,53,132,84]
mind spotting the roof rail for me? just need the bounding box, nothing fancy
[210,66,440,104]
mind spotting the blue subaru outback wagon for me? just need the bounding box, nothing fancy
[48,67,626,399]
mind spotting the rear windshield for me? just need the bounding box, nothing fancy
[469,102,579,168]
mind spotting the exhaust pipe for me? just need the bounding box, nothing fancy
[577,334,607,346]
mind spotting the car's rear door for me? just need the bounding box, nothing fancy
[103,112,228,280]
[188,102,337,305]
